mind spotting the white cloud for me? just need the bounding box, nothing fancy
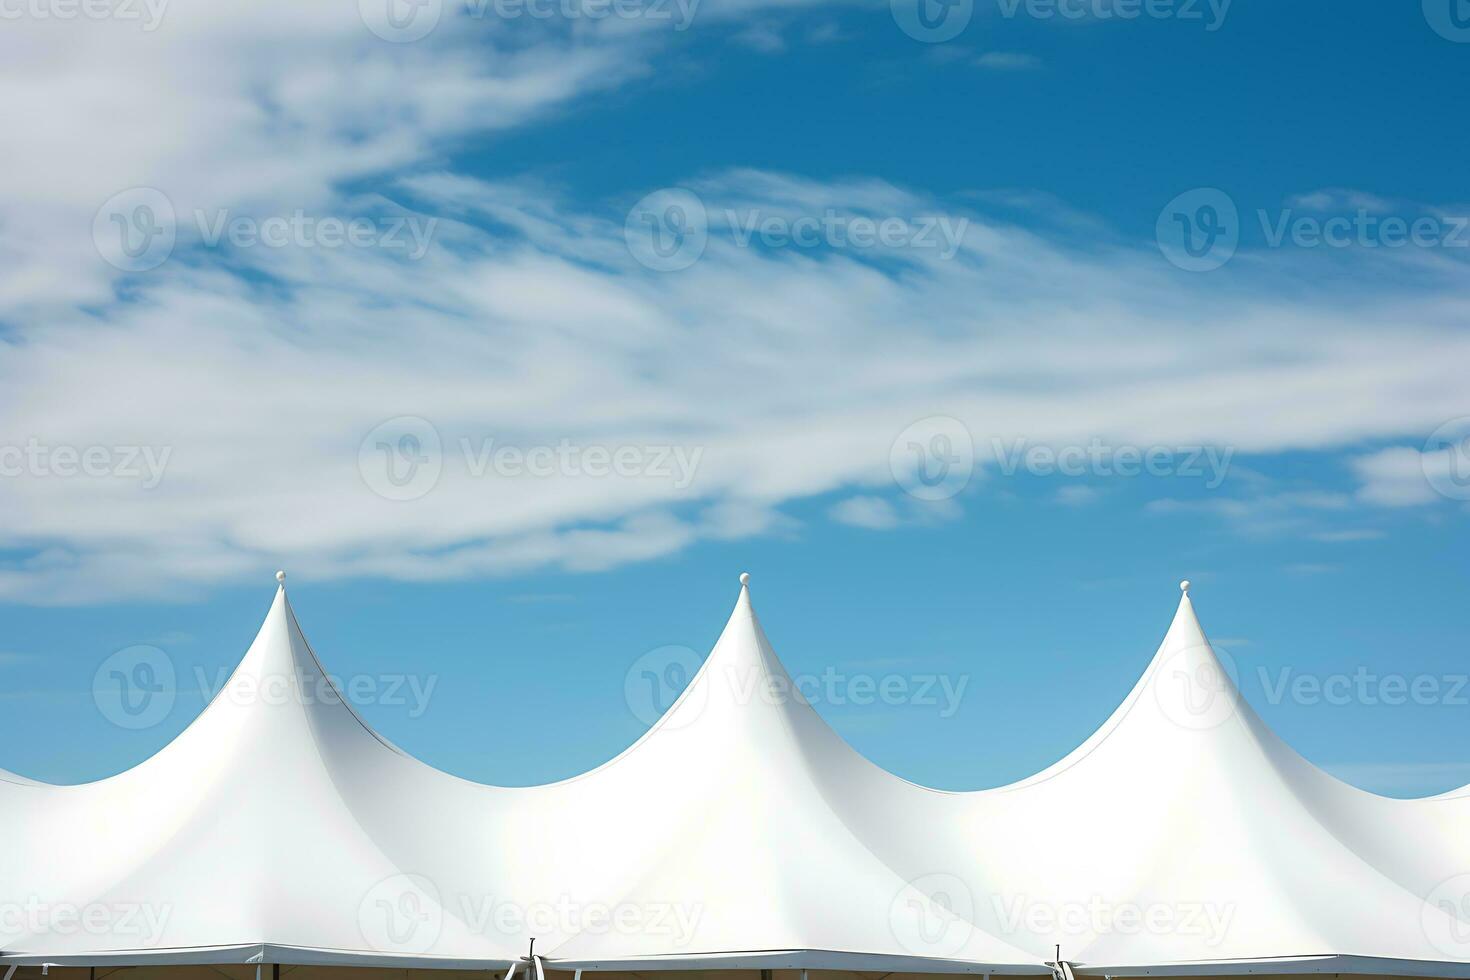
[973,52,1042,70]
[1053,485,1099,506]
[1310,529,1386,543]
[0,2,660,318]
[1,168,1468,603]
[829,496,901,530]
[1,6,1468,603]
[732,21,786,51]
[1146,489,1353,534]
[1287,188,1394,213]
[1284,562,1341,576]
[1352,446,1467,507]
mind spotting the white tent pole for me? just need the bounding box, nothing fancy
[3,964,17,980]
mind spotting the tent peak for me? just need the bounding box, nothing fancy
[276,569,287,585]
[1179,578,1191,595]
[739,571,750,587]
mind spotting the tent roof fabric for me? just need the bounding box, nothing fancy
[2,578,1468,976]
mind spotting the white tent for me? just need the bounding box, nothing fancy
[2,576,1468,977]
[802,587,1470,977]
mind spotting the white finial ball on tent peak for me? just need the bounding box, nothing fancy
[276,570,287,584]
[1180,579,1190,594]
[739,572,750,587]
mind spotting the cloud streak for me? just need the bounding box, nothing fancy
[0,5,1466,603]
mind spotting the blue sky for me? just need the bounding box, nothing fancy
[0,0,1467,796]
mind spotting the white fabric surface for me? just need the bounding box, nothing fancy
[2,581,1466,976]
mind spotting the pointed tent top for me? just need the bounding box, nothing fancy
[276,569,287,584]
[1163,578,1210,654]
[739,571,750,587]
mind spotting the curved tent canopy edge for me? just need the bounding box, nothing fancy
[2,575,1468,976]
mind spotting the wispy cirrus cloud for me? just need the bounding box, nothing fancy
[0,4,1467,604]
